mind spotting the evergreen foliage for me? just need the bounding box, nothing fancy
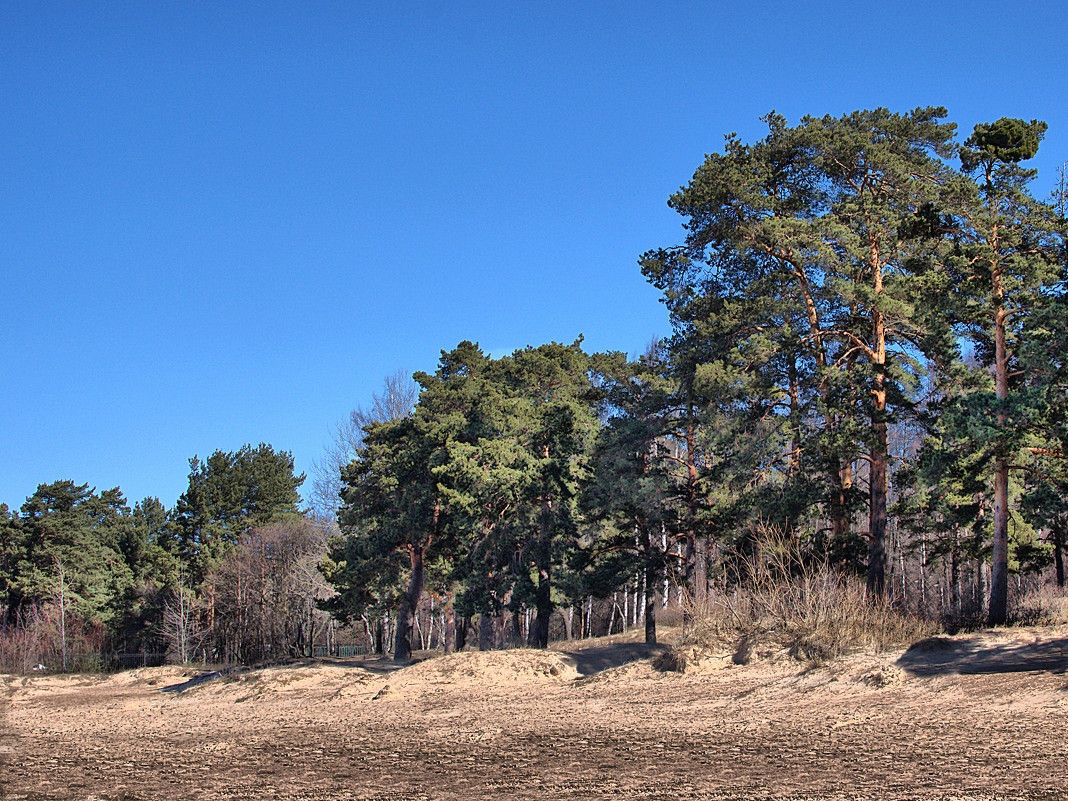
[3,106,1066,669]
[0,444,310,669]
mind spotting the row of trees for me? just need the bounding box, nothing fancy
[324,107,1067,661]
[3,106,1065,670]
[0,444,329,671]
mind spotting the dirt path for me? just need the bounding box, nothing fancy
[2,627,1066,800]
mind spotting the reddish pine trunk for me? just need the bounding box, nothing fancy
[989,302,1011,626]
[867,273,889,599]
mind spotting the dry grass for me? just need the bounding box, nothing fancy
[1010,583,1068,627]
[677,528,938,667]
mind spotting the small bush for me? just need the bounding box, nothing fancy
[679,527,938,666]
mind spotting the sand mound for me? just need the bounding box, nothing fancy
[248,662,372,691]
[162,651,582,703]
[904,636,958,654]
[897,624,1068,677]
[176,662,378,699]
[108,666,192,687]
[397,649,580,685]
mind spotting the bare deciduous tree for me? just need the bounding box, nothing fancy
[161,571,205,664]
[207,517,334,662]
[309,370,418,522]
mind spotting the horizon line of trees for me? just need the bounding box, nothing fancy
[0,444,333,672]
[3,106,1066,671]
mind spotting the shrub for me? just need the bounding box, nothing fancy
[679,526,938,666]
[1008,583,1068,627]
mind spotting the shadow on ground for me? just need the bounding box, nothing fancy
[558,642,667,676]
[157,642,668,693]
[898,634,1068,677]
[159,668,242,694]
[158,654,408,693]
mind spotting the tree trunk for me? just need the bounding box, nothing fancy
[360,614,374,653]
[1053,526,1065,588]
[1046,527,1063,589]
[530,498,553,649]
[478,613,494,651]
[393,544,425,662]
[919,530,928,616]
[1055,534,1063,589]
[456,615,469,651]
[644,549,657,645]
[259,539,268,660]
[867,296,888,599]
[56,560,68,672]
[443,600,457,654]
[662,526,670,609]
[989,306,1011,626]
[950,535,961,619]
[867,424,888,599]
[989,457,1010,625]
[511,609,523,646]
[831,457,853,566]
[694,535,709,609]
[788,356,801,474]
[684,418,706,606]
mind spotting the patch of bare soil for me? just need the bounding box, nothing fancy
[2,626,1066,800]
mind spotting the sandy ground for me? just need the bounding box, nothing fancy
[1,626,1067,801]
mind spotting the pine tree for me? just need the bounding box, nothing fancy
[174,444,305,579]
[330,416,451,662]
[642,108,959,596]
[580,348,676,643]
[942,118,1062,624]
[9,481,135,626]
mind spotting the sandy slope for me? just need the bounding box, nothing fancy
[1,626,1066,801]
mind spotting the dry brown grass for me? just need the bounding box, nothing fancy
[1010,582,1068,627]
[677,528,938,667]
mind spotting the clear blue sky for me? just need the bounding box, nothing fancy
[3,1,1066,511]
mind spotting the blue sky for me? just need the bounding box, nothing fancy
[3,1,1067,511]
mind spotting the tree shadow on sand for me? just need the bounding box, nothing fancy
[158,656,402,693]
[897,633,1068,679]
[156,644,670,693]
[557,642,667,677]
